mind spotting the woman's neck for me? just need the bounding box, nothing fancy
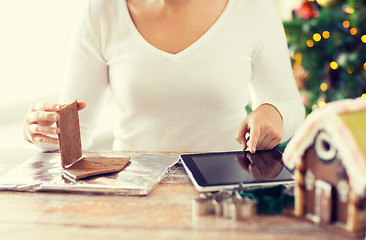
[144,0,194,14]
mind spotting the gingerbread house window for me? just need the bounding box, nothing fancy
[314,130,338,164]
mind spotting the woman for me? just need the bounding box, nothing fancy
[24,0,305,153]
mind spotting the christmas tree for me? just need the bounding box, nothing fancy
[283,0,366,113]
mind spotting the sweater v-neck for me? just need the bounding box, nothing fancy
[120,0,233,59]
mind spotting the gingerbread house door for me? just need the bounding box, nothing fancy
[315,180,333,224]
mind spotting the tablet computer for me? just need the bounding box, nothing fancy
[180,149,293,192]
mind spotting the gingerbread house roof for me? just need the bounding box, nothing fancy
[283,98,366,196]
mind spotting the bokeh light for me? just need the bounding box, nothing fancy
[343,21,350,28]
[330,61,338,70]
[313,33,322,42]
[350,28,358,35]
[344,7,355,14]
[318,101,327,108]
[320,83,328,91]
[361,35,366,43]
[322,31,330,39]
[306,40,314,47]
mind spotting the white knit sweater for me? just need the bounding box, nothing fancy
[38,0,305,152]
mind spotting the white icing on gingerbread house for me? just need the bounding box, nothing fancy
[283,98,366,197]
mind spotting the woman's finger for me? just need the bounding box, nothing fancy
[26,111,59,124]
[30,134,59,145]
[235,119,249,149]
[31,102,61,112]
[28,124,59,135]
[60,101,87,111]
[247,122,260,153]
[31,101,87,112]
[77,101,87,111]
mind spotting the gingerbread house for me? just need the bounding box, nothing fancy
[283,98,366,234]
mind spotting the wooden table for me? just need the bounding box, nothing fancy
[0,149,360,240]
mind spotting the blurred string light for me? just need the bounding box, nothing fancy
[330,61,338,70]
[320,83,328,91]
[306,40,314,47]
[322,31,330,39]
[343,20,350,28]
[291,52,302,68]
[318,101,327,108]
[344,7,355,14]
[361,35,366,43]
[347,69,354,74]
[306,32,332,48]
[350,28,358,35]
[364,63,366,70]
[313,33,322,42]
[362,93,366,99]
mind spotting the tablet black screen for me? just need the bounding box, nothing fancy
[183,150,293,186]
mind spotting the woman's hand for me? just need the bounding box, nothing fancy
[24,101,86,144]
[235,104,283,153]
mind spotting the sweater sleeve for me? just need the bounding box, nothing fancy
[249,0,305,142]
[58,0,109,150]
[34,1,108,152]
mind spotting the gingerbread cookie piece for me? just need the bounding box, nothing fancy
[63,156,131,179]
[57,101,82,167]
[57,100,130,180]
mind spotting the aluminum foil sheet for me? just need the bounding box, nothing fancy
[0,152,179,196]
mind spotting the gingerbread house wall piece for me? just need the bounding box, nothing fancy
[57,101,131,180]
[283,98,366,234]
